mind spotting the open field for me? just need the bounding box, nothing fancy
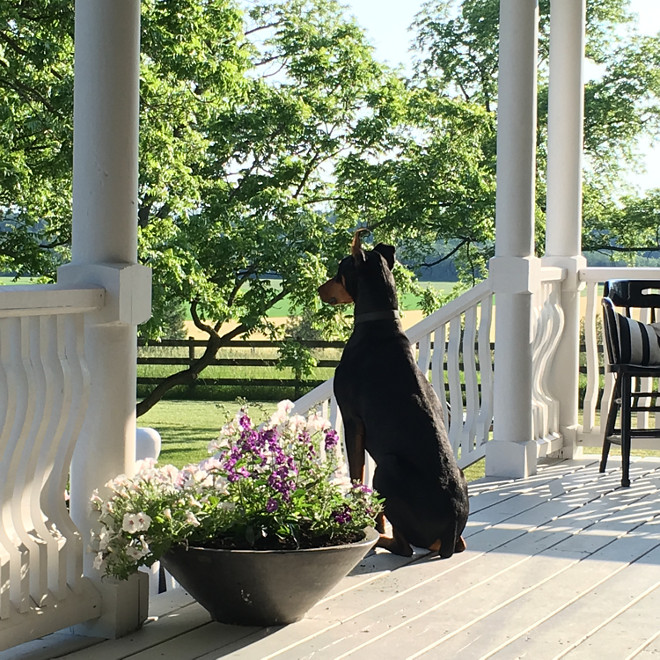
[219,280,457,319]
[182,308,427,339]
[0,276,40,285]
[180,278,453,337]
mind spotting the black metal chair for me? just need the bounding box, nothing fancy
[601,279,660,487]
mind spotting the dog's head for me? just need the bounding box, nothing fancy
[318,230,396,306]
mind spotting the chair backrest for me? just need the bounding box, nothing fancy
[604,280,660,318]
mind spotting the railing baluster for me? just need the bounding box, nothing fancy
[477,295,494,446]
[60,314,89,593]
[463,306,479,455]
[417,334,431,375]
[0,318,14,619]
[21,316,51,607]
[2,318,31,613]
[582,280,599,432]
[530,274,565,455]
[432,325,449,423]
[36,316,68,601]
[446,317,463,456]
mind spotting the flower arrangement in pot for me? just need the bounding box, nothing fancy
[91,400,383,625]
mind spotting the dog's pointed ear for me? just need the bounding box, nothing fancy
[374,243,395,270]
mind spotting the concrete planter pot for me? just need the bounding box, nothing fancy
[161,527,378,626]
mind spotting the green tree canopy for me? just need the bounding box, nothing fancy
[410,0,660,268]
[2,0,659,415]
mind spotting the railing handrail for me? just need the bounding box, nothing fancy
[539,266,566,282]
[0,284,104,317]
[580,267,660,283]
[406,280,492,344]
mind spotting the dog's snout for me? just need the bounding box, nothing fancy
[318,277,353,305]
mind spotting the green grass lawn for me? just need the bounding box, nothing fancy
[138,400,277,467]
[138,399,487,481]
[136,398,660,486]
[178,280,458,319]
[0,276,40,285]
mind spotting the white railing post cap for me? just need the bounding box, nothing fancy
[58,262,152,326]
[489,256,542,294]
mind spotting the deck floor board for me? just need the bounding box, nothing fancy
[5,455,660,660]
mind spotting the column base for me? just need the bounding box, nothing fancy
[72,571,149,639]
[559,424,582,459]
[485,439,538,479]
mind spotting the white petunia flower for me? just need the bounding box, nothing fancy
[98,528,111,551]
[125,539,150,561]
[268,399,294,427]
[122,512,152,533]
[306,411,330,433]
[185,511,201,527]
[93,552,105,571]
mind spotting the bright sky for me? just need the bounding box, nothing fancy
[344,0,659,192]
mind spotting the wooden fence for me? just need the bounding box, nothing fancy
[137,338,345,398]
[137,337,600,401]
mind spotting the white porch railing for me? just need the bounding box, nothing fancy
[578,267,660,450]
[295,267,567,470]
[0,284,105,650]
[532,267,566,456]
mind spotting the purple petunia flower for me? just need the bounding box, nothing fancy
[351,483,373,494]
[332,506,352,524]
[324,429,339,450]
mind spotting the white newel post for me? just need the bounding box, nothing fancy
[59,0,152,638]
[486,0,540,478]
[542,0,587,458]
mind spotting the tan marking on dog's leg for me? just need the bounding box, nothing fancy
[428,539,442,553]
[455,536,467,553]
[377,528,413,557]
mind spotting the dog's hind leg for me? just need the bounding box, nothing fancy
[437,520,467,559]
[427,534,466,556]
[374,511,386,534]
[343,417,366,482]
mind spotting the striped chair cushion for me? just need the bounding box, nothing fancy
[614,311,660,365]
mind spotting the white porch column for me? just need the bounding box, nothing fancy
[59,0,151,639]
[486,0,540,478]
[542,0,587,458]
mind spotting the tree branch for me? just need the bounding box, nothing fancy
[421,239,468,267]
[137,287,290,417]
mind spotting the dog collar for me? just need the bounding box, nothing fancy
[355,310,401,323]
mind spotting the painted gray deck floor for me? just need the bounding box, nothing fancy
[7,454,660,660]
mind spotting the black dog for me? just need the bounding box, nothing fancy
[319,231,469,557]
